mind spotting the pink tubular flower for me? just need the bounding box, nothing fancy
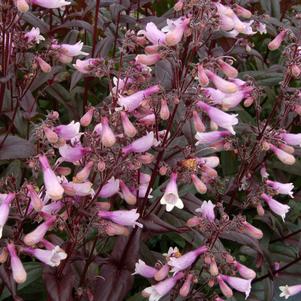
[241,221,263,239]
[268,30,287,51]
[105,222,129,237]
[136,54,161,66]
[266,180,294,198]
[280,133,301,146]
[7,243,27,284]
[160,99,170,120]
[179,274,194,297]
[24,27,45,44]
[36,57,52,73]
[191,174,207,194]
[120,180,137,205]
[16,0,30,12]
[261,193,290,221]
[27,184,43,211]
[193,111,206,132]
[160,173,184,212]
[220,274,252,299]
[205,70,238,93]
[217,59,238,78]
[54,121,80,140]
[197,64,209,86]
[0,193,15,238]
[31,0,71,9]
[234,4,252,18]
[101,117,116,147]
[98,177,120,198]
[269,144,296,165]
[62,181,93,197]
[195,200,215,221]
[120,112,137,137]
[122,132,155,155]
[73,58,100,74]
[139,22,166,45]
[23,216,56,246]
[197,156,220,168]
[279,284,301,299]
[118,85,160,112]
[52,41,88,57]
[217,275,233,298]
[98,209,142,228]
[165,17,190,46]
[59,144,90,163]
[22,246,67,267]
[142,272,184,301]
[39,155,64,200]
[138,114,156,126]
[234,261,256,280]
[80,108,94,127]
[132,259,157,278]
[154,264,170,281]
[197,101,239,134]
[74,161,94,183]
[195,130,230,145]
[168,246,208,274]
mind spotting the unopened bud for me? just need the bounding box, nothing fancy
[160,99,170,120]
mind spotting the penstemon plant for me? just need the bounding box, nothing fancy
[0,0,301,300]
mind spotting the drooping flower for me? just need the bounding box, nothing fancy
[217,275,233,298]
[160,173,184,212]
[7,243,27,284]
[279,284,301,299]
[217,59,238,78]
[179,274,194,297]
[27,184,43,211]
[168,246,207,274]
[268,30,287,51]
[98,209,142,228]
[195,131,230,145]
[164,16,190,46]
[136,54,161,66]
[39,155,64,200]
[261,193,290,221]
[62,180,94,197]
[0,193,15,238]
[36,57,52,73]
[118,85,160,112]
[220,274,252,299]
[269,144,296,165]
[280,133,301,146]
[73,58,101,74]
[234,261,256,280]
[266,180,294,198]
[122,132,155,155]
[74,161,94,183]
[22,246,67,267]
[142,272,184,301]
[138,22,166,46]
[205,70,238,93]
[160,99,170,120]
[31,0,71,9]
[80,108,94,127]
[191,174,207,194]
[241,221,263,239]
[197,101,239,134]
[100,117,116,147]
[192,111,206,132]
[23,216,56,246]
[59,144,90,163]
[24,27,45,44]
[195,200,215,221]
[98,177,120,198]
[52,41,88,57]
[132,260,157,278]
[119,180,137,205]
[54,121,81,140]
[120,111,137,137]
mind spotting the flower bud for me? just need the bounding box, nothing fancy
[56,166,72,176]
[7,243,27,284]
[74,161,94,183]
[80,108,94,127]
[241,221,263,239]
[244,96,254,107]
[97,160,106,172]
[197,64,209,86]
[101,117,116,147]
[217,275,233,298]
[174,0,183,11]
[218,59,238,78]
[16,0,29,13]
[160,99,170,120]
[186,216,201,227]
[291,65,301,78]
[0,248,8,263]
[154,264,170,281]
[205,70,238,93]
[191,174,207,194]
[36,57,52,73]
[256,203,265,216]
[27,184,43,211]
[193,111,206,132]
[268,30,287,51]
[120,112,137,138]
[120,180,137,205]
[234,4,252,18]
[269,144,296,165]
[209,258,219,276]
[135,54,161,66]
[279,143,295,154]
[105,222,130,236]
[137,153,155,164]
[179,274,193,297]
[43,127,58,144]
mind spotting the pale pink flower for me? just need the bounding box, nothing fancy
[220,274,252,299]
[164,17,190,46]
[98,177,120,198]
[234,261,256,280]
[16,0,29,12]
[160,173,184,212]
[59,144,90,163]
[132,259,157,278]
[142,272,184,301]
[7,243,27,284]
[23,246,67,267]
[36,57,52,73]
[62,181,93,197]
[31,0,71,9]
[268,30,287,51]
[195,130,230,145]
[197,101,239,134]
[74,161,94,183]
[120,111,137,137]
[217,275,233,298]
[52,41,88,57]
[139,22,166,45]
[234,4,252,18]
[101,117,116,147]
[241,221,263,239]
[197,64,209,86]
[98,209,142,228]
[192,111,206,132]
[24,27,45,44]
[138,114,156,126]
[23,216,56,246]
[261,193,290,221]
[27,184,43,211]
[217,59,238,78]
[195,200,215,221]
[136,54,161,65]
[39,155,64,200]
[0,193,15,238]
[122,132,155,155]
[118,85,160,112]
[73,58,100,74]
[266,180,294,198]
[154,264,170,281]
[179,274,193,297]
[168,246,207,274]
[80,108,94,127]
[205,70,238,93]
[269,144,296,165]
[197,156,220,168]
[54,121,80,140]
[280,133,301,146]
[160,99,170,120]
[280,284,301,299]
[191,174,207,194]
[120,180,137,205]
